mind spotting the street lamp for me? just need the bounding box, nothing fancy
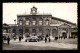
[14,19,16,37]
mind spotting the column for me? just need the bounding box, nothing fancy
[29,18,32,26]
[69,28,71,37]
[36,28,39,35]
[29,28,32,36]
[23,26,25,37]
[36,18,39,26]
[60,28,62,36]
[50,28,52,36]
[67,28,69,38]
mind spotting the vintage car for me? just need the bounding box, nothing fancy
[25,36,39,42]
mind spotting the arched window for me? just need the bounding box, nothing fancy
[19,29,23,35]
[32,21,36,25]
[45,19,49,25]
[39,29,43,33]
[39,21,42,25]
[26,21,29,25]
[25,29,29,33]
[13,29,16,33]
[32,29,36,33]
[19,20,22,25]
[52,29,57,37]
[46,29,50,35]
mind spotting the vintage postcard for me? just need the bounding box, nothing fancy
[2,2,77,50]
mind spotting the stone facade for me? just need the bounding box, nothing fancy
[3,6,77,38]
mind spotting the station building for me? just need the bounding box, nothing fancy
[3,6,77,38]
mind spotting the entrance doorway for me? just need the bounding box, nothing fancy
[32,29,36,36]
[71,32,77,38]
[62,32,67,38]
[25,29,30,37]
[45,29,50,36]
[19,29,23,36]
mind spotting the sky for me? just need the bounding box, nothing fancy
[3,2,77,24]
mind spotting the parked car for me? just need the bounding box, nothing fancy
[25,36,39,42]
[37,35,44,41]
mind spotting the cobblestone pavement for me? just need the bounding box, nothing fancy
[3,38,77,50]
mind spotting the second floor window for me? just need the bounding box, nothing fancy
[39,21,42,25]
[46,21,49,25]
[33,21,36,25]
[26,21,29,25]
[20,21,22,25]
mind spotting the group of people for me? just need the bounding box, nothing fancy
[3,34,23,45]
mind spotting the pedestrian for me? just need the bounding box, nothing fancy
[49,37,51,42]
[14,36,16,40]
[7,36,10,45]
[45,34,50,43]
[45,37,47,43]
[19,36,21,41]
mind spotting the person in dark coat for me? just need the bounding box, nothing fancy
[7,36,10,45]
[45,37,47,43]
[49,37,51,42]
[19,35,21,41]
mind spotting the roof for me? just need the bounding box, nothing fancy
[8,24,18,26]
[51,16,76,25]
[50,24,63,26]
[17,13,52,16]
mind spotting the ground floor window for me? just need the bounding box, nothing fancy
[71,32,77,38]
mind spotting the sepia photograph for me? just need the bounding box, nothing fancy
[2,2,78,50]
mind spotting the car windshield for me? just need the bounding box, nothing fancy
[31,36,37,38]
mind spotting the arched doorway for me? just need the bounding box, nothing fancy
[19,29,23,36]
[45,29,50,35]
[62,32,67,38]
[32,29,36,36]
[52,29,57,37]
[39,28,43,35]
[25,29,30,37]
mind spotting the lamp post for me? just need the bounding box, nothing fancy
[14,19,16,38]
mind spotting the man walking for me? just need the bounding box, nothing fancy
[7,36,10,45]
[45,36,47,43]
[19,35,21,41]
[49,36,51,42]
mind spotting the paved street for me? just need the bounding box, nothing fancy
[3,38,77,50]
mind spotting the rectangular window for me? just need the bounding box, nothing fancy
[33,21,36,25]
[26,21,29,25]
[39,21,42,25]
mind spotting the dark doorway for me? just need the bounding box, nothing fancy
[62,32,67,38]
[13,29,16,33]
[25,29,30,37]
[19,29,23,35]
[32,29,36,36]
[71,32,77,38]
[46,29,50,35]
[52,29,57,37]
